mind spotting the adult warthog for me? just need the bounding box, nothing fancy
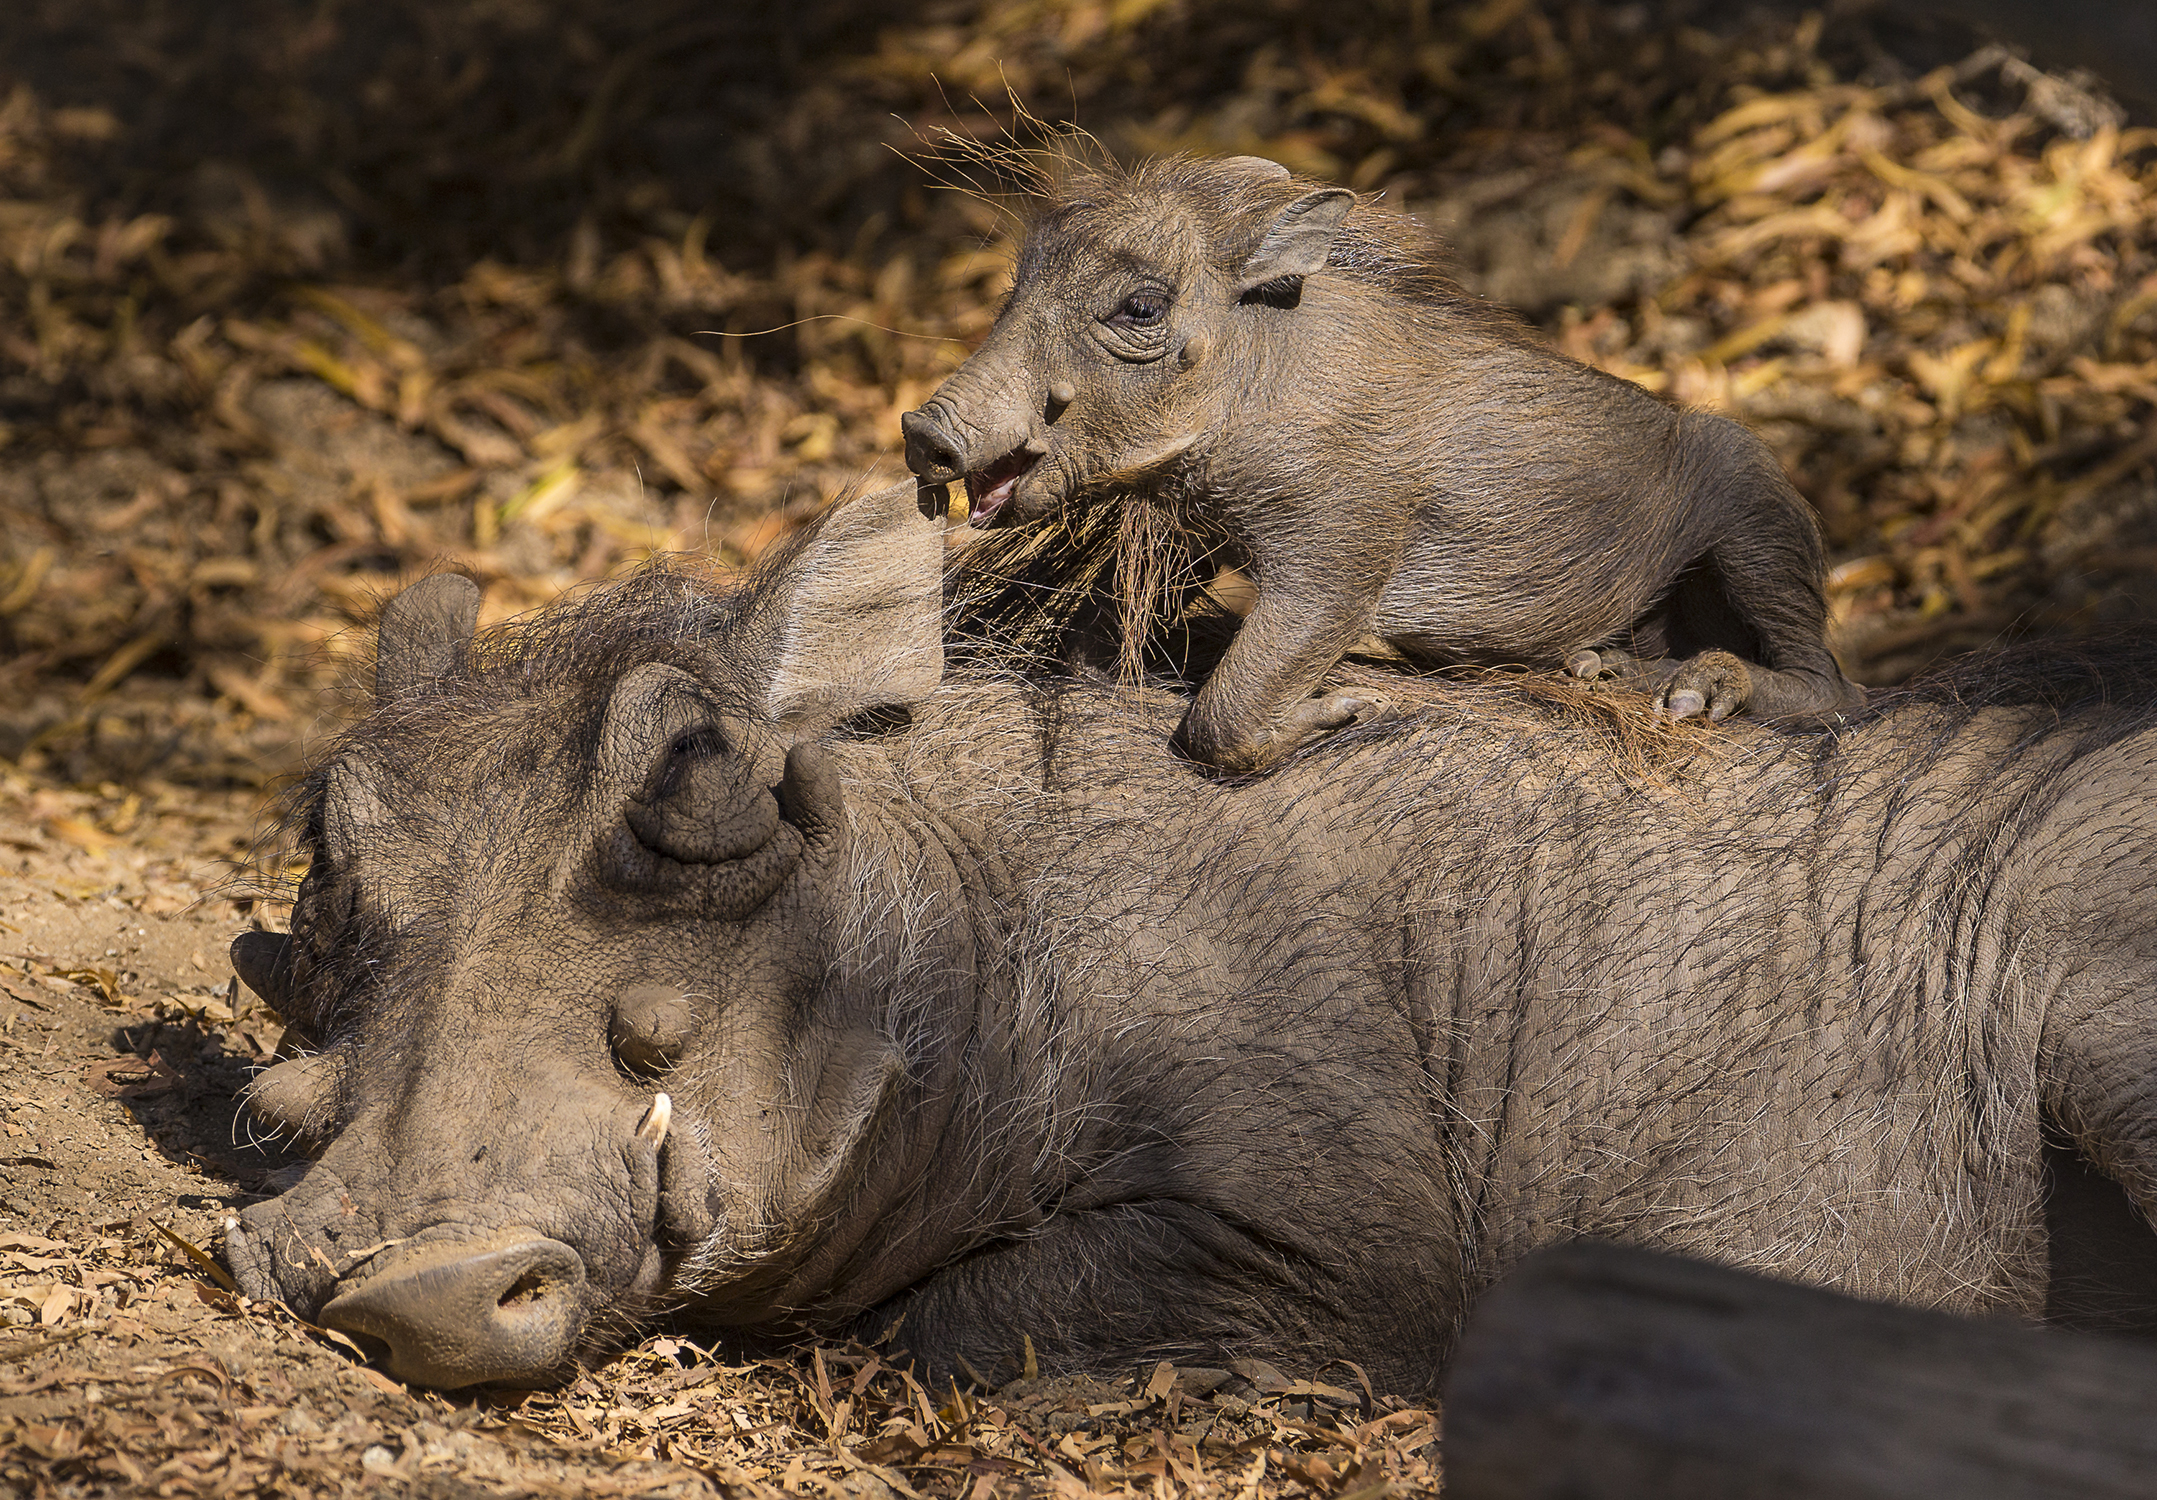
[224,483,2157,1390]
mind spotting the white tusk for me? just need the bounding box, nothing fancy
[636,1092,672,1149]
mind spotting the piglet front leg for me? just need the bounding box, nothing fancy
[1173,577,1377,774]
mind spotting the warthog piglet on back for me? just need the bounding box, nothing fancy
[903,153,1865,771]
[222,483,2157,1392]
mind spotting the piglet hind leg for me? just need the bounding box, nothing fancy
[1653,414,1869,722]
[1652,620,1864,723]
[1657,649,1753,722]
[1572,638,1854,722]
[1569,643,1749,721]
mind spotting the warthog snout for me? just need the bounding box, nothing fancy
[900,406,965,486]
[319,1231,587,1389]
[902,392,1048,527]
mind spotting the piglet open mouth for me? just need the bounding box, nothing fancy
[964,448,1042,528]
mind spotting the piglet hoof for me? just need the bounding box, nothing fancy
[1568,646,1659,688]
[1657,650,1752,722]
[1177,693,1373,773]
[1271,692,1373,756]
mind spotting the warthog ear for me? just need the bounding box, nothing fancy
[599,662,843,914]
[376,574,481,701]
[603,662,778,860]
[1235,187,1357,297]
[742,481,945,739]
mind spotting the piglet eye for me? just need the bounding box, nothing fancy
[1109,292,1169,328]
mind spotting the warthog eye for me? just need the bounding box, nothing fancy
[663,725,724,776]
[1108,291,1169,328]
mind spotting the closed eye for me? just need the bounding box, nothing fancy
[651,723,725,797]
[1106,291,1169,328]
[669,725,724,763]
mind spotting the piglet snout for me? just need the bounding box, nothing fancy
[901,407,966,485]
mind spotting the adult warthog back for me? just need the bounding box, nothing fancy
[226,482,2157,1390]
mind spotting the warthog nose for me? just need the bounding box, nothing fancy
[318,1232,586,1389]
[901,407,965,484]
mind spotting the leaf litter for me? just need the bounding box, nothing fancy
[2,0,2155,1493]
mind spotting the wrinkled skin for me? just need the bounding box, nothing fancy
[226,483,2157,1392]
[902,154,1864,770]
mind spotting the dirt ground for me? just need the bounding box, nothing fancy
[9,0,2157,1495]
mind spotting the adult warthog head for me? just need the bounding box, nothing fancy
[222,483,962,1388]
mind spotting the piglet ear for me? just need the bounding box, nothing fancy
[375,574,480,701]
[744,480,946,738]
[1235,188,1356,297]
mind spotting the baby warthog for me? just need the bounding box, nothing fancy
[903,154,1864,771]
[223,484,2157,1392]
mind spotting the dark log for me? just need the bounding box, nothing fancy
[1443,1239,2157,1499]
